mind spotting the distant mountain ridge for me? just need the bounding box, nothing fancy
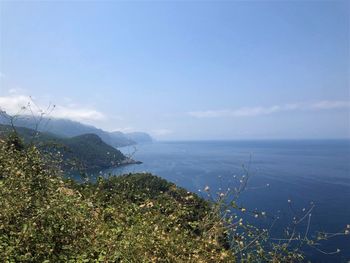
[125,132,153,143]
[0,114,152,148]
[0,124,127,171]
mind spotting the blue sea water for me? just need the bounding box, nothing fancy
[103,140,350,262]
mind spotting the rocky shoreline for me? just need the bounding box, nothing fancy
[119,158,143,166]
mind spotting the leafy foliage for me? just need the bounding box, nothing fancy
[2,132,339,262]
[0,135,233,262]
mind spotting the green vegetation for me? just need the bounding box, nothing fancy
[0,135,234,262]
[0,124,126,170]
[2,132,332,262]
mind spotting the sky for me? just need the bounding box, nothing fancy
[0,0,349,140]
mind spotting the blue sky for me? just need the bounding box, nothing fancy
[0,1,349,140]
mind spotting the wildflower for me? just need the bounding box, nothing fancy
[58,187,75,196]
[241,208,246,212]
[219,192,225,197]
[254,214,258,218]
[288,199,291,203]
[261,212,266,216]
[220,251,228,259]
[185,195,194,200]
[204,186,210,192]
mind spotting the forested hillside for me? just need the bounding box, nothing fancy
[0,132,307,262]
[0,124,126,170]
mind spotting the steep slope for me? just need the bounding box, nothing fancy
[0,137,304,262]
[0,139,234,262]
[126,132,153,143]
[63,133,126,169]
[0,115,136,147]
[109,131,135,147]
[0,124,126,170]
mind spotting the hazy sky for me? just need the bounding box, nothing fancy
[0,1,349,140]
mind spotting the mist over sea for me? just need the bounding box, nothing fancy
[104,140,350,262]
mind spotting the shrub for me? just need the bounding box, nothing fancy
[0,135,233,262]
[2,133,345,262]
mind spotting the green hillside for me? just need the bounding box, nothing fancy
[0,132,305,262]
[0,124,126,171]
[0,138,232,262]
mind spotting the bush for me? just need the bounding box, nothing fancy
[0,135,233,262]
[4,133,340,262]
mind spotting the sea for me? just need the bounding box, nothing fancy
[100,140,350,262]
